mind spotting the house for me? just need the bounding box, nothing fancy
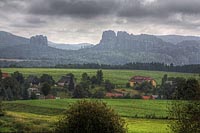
[27,88,40,98]
[1,72,9,79]
[129,76,156,87]
[57,75,72,87]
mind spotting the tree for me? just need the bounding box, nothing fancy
[81,73,90,82]
[2,77,20,100]
[72,85,90,98]
[11,71,24,84]
[67,75,75,91]
[168,78,200,133]
[96,70,103,85]
[26,75,40,85]
[174,78,199,100]
[92,89,105,98]
[55,100,127,133]
[40,74,55,86]
[21,81,30,100]
[0,100,4,116]
[161,74,168,85]
[104,80,115,92]
[135,81,154,94]
[169,101,200,133]
[41,82,51,97]
[90,75,97,84]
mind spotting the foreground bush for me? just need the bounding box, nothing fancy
[169,101,200,133]
[55,100,127,133]
[0,100,4,116]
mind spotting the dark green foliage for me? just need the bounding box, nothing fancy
[92,89,105,98]
[134,81,154,94]
[40,74,55,86]
[55,100,127,133]
[26,75,40,85]
[2,77,20,100]
[104,80,115,92]
[11,71,24,84]
[0,100,4,116]
[168,79,200,132]
[161,74,168,85]
[66,73,74,79]
[54,63,200,73]
[21,81,30,100]
[126,82,130,88]
[81,73,90,82]
[96,70,103,85]
[72,85,90,98]
[169,101,200,133]
[30,92,37,99]
[175,78,200,100]
[160,76,191,99]
[41,82,51,96]
[90,75,97,84]
[68,76,75,91]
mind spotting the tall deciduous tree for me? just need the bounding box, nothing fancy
[40,74,55,86]
[0,100,4,116]
[11,71,24,84]
[96,70,103,85]
[41,82,51,97]
[169,78,200,133]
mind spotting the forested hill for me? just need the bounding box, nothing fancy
[0,30,200,66]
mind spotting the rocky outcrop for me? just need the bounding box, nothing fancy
[98,30,117,49]
[30,35,48,46]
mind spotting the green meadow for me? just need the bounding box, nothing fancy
[0,68,197,132]
[1,68,198,85]
[1,99,171,132]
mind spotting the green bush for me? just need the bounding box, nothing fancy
[0,100,4,116]
[55,100,127,133]
[169,101,200,133]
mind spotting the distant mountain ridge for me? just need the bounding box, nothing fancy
[0,30,199,67]
[157,35,200,44]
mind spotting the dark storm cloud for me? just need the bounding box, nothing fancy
[117,0,200,18]
[28,0,118,18]
[1,0,200,43]
[26,17,46,25]
[0,0,26,12]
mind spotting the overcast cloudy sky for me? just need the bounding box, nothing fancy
[0,0,200,44]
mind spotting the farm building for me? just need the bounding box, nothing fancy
[106,92,124,98]
[57,74,75,87]
[27,88,40,98]
[129,76,156,87]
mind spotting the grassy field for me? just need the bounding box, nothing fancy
[4,99,170,118]
[1,99,171,132]
[1,68,198,85]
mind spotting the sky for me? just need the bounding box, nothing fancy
[0,0,200,44]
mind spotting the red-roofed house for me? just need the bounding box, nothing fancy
[142,95,153,100]
[129,76,156,87]
[2,72,9,79]
[106,92,124,98]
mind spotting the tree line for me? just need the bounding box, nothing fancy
[0,69,116,100]
[55,62,200,73]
